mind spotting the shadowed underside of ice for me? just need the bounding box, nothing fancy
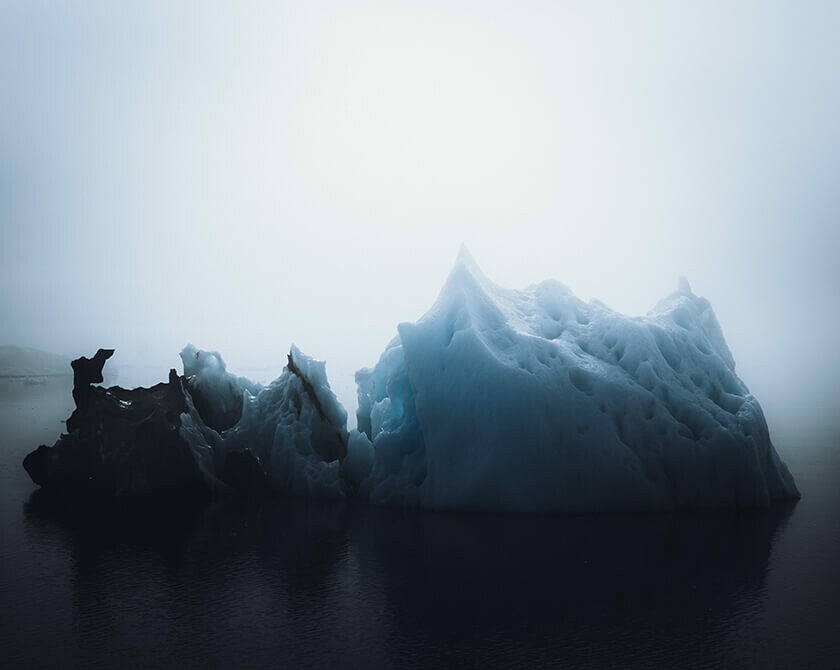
[352,248,799,511]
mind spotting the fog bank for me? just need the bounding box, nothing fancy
[2,1,839,446]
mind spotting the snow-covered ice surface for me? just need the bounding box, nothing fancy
[353,248,799,511]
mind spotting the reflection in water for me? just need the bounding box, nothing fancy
[19,491,796,668]
[347,504,796,668]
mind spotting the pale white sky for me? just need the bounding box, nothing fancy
[1,1,838,442]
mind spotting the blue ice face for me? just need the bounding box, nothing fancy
[352,249,798,511]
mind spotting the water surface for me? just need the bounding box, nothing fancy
[1,379,837,668]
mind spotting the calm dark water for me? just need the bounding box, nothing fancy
[1,378,838,668]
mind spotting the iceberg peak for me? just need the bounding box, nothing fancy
[455,242,476,267]
[449,244,508,295]
[450,244,493,287]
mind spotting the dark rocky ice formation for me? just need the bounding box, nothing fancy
[23,346,347,500]
[24,351,210,497]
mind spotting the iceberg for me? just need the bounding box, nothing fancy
[24,345,347,499]
[352,248,799,511]
[23,249,799,511]
[189,344,349,498]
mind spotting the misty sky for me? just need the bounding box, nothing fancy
[1,1,838,443]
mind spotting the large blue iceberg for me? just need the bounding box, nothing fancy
[351,248,799,511]
[24,249,798,511]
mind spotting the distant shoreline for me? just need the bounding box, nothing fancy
[0,372,73,379]
[0,373,72,379]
